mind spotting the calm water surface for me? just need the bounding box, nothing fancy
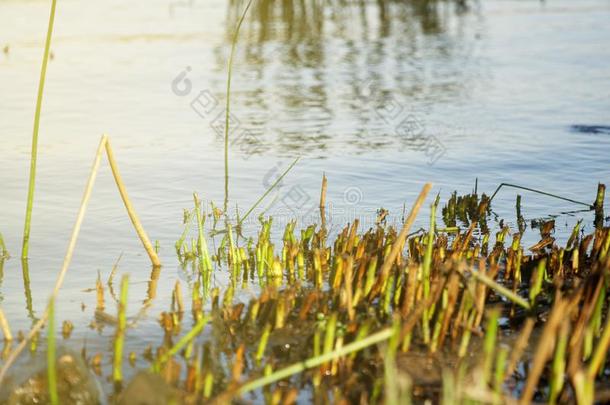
[0,0,609,390]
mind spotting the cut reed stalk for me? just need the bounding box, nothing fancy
[588,301,610,379]
[0,307,11,341]
[379,183,433,282]
[422,196,438,343]
[113,275,129,383]
[194,194,212,272]
[320,173,327,227]
[594,183,606,210]
[47,297,58,405]
[549,322,569,405]
[105,138,161,267]
[255,323,272,366]
[21,0,58,259]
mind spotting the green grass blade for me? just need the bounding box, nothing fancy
[153,315,210,371]
[239,157,300,225]
[238,327,393,395]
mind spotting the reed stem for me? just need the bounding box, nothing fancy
[21,0,58,259]
[489,183,592,208]
[379,183,433,280]
[239,157,300,225]
[0,307,11,341]
[113,275,129,383]
[47,297,58,405]
[105,138,161,267]
[223,0,254,212]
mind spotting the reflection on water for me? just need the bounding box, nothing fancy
[217,0,486,157]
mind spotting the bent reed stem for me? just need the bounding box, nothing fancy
[0,134,160,384]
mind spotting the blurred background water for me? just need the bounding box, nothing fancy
[0,0,609,391]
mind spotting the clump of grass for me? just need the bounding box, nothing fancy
[5,180,610,404]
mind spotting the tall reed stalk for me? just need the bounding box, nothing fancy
[22,0,58,259]
[223,0,254,212]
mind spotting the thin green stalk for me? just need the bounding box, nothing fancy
[493,346,509,401]
[153,315,210,371]
[238,327,393,395]
[255,323,272,366]
[194,194,212,272]
[113,275,129,383]
[384,319,402,405]
[239,157,300,225]
[549,323,568,405]
[529,259,546,306]
[223,0,254,212]
[458,310,476,358]
[175,209,194,257]
[323,313,338,355]
[422,196,438,343]
[588,300,610,379]
[22,0,58,259]
[47,297,58,405]
[0,307,12,341]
